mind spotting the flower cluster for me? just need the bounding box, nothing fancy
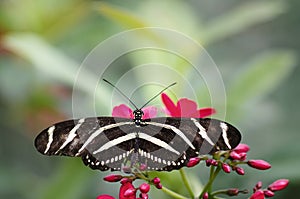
[97,174,162,199]
[249,179,289,199]
[96,93,289,199]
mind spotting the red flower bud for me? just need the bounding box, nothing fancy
[155,183,162,189]
[202,192,209,199]
[187,157,201,167]
[235,167,245,175]
[250,190,265,199]
[227,188,239,196]
[222,163,231,173]
[233,144,250,153]
[103,174,123,182]
[120,178,132,185]
[268,179,289,191]
[124,188,136,197]
[96,194,115,199]
[206,159,212,167]
[230,151,242,160]
[211,159,218,166]
[264,190,275,197]
[239,152,247,161]
[139,164,147,171]
[255,181,263,190]
[247,160,271,170]
[139,193,148,199]
[139,183,150,193]
[152,177,160,185]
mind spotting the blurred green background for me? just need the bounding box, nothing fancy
[0,0,299,198]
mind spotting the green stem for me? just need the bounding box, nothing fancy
[199,166,222,198]
[161,186,189,199]
[179,168,195,198]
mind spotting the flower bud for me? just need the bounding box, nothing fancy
[268,179,289,191]
[139,193,149,199]
[264,190,275,197]
[255,181,263,190]
[230,151,242,160]
[226,188,239,196]
[247,160,271,170]
[155,183,163,189]
[206,159,212,167]
[211,159,218,166]
[239,152,247,161]
[103,174,123,182]
[139,183,150,193]
[139,164,147,171]
[203,192,209,199]
[120,178,132,185]
[96,194,115,199]
[187,157,201,167]
[124,188,136,197]
[222,163,231,173]
[235,167,245,175]
[152,177,160,185]
[233,144,250,153]
[250,190,264,199]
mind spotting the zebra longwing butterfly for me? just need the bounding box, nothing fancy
[34,81,241,172]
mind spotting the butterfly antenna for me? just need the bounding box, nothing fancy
[103,79,138,110]
[140,82,177,109]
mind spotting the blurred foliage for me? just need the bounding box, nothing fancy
[0,0,299,199]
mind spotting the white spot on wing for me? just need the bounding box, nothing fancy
[191,118,215,146]
[55,118,85,154]
[220,122,231,149]
[44,126,55,154]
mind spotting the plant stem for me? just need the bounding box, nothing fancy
[179,168,195,198]
[161,186,189,199]
[200,166,222,198]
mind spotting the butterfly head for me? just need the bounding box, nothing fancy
[133,109,144,126]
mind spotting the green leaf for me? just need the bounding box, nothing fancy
[228,50,296,107]
[2,33,111,110]
[96,2,148,29]
[202,1,287,44]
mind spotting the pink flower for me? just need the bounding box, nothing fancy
[247,160,271,170]
[161,93,216,118]
[268,179,289,191]
[222,163,231,173]
[112,104,157,119]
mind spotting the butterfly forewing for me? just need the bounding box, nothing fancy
[34,117,241,172]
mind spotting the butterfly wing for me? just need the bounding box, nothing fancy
[34,117,241,172]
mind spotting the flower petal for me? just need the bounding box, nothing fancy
[177,98,198,117]
[142,106,157,119]
[198,107,216,118]
[112,104,133,119]
[161,93,178,116]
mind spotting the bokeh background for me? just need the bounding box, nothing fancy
[0,0,299,198]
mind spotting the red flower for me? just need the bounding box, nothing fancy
[96,181,136,199]
[268,179,289,191]
[247,160,271,170]
[161,93,215,118]
[112,104,157,119]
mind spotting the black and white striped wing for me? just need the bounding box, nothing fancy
[34,117,241,172]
